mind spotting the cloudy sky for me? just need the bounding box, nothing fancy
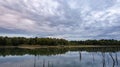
[0,0,120,40]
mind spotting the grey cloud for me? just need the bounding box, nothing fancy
[0,0,120,40]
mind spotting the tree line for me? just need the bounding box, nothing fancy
[0,36,120,46]
[70,39,120,46]
[0,36,69,46]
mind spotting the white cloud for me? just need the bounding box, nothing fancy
[0,6,39,32]
[25,0,60,16]
[0,4,59,33]
[0,33,33,38]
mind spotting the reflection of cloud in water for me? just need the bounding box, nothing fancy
[0,52,120,67]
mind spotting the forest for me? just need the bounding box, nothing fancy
[0,36,120,46]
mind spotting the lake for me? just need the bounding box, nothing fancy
[0,47,120,67]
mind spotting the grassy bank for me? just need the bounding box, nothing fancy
[0,45,120,49]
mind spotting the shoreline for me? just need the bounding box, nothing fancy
[0,45,120,49]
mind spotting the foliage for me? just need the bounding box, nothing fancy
[70,39,120,46]
[0,36,69,46]
[0,36,120,46]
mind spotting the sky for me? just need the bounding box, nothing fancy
[0,0,120,40]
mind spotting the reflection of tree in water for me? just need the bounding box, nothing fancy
[102,53,106,67]
[43,59,45,67]
[79,51,82,62]
[0,47,120,56]
[0,47,120,67]
[78,52,119,67]
[92,52,95,67]
[101,52,119,67]
[33,55,54,67]
[115,53,118,65]
[32,52,119,67]
[34,55,36,67]
[109,53,115,67]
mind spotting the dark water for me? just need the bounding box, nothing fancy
[0,47,120,67]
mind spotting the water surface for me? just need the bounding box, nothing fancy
[0,47,120,67]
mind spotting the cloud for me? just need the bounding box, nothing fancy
[0,0,120,40]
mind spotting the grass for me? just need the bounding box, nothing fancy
[0,45,119,49]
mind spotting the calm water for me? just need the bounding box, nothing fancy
[0,47,120,67]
